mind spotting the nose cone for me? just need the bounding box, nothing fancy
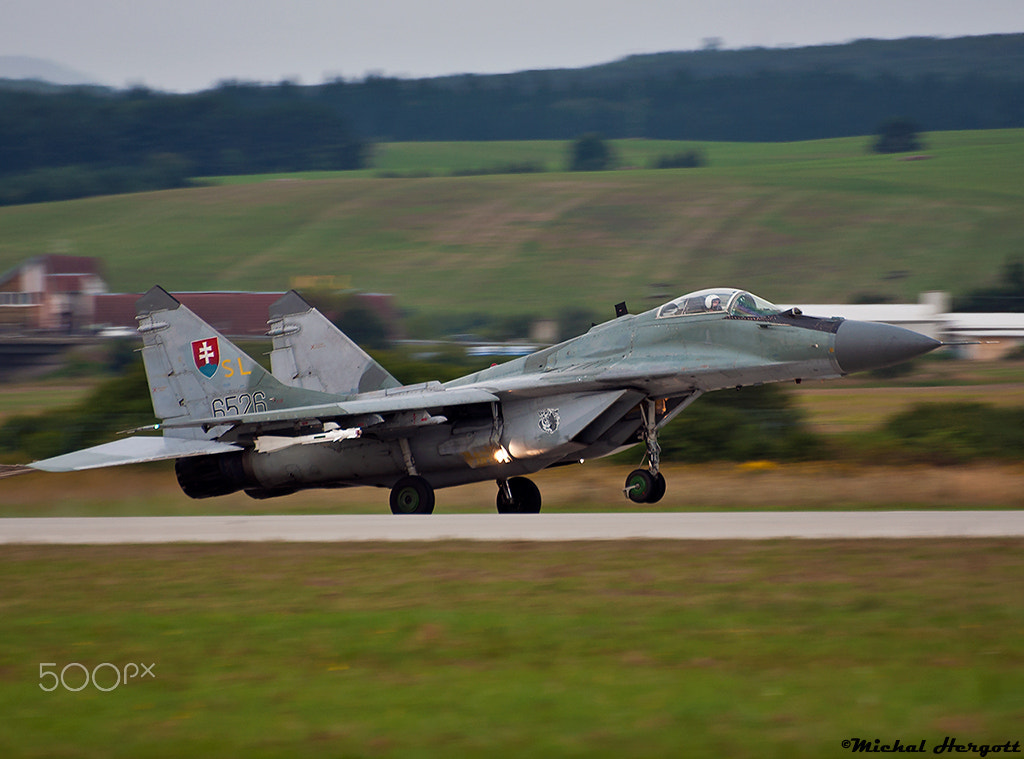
[834,320,941,374]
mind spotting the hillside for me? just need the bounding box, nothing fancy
[507,34,1024,85]
[2,35,1022,156]
[1,131,1021,323]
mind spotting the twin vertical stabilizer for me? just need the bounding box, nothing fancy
[267,290,400,395]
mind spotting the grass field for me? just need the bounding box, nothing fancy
[1,131,1022,319]
[1,540,1021,758]
[2,132,1023,757]
[3,460,1023,517]
[0,380,99,424]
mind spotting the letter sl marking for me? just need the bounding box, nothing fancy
[191,338,220,378]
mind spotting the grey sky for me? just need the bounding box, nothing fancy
[5,0,1023,92]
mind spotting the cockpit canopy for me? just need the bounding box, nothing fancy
[656,288,781,319]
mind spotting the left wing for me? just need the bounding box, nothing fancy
[28,437,243,473]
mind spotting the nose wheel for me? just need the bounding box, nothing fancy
[624,468,666,504]
[624,399,667,504]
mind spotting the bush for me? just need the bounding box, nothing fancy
[449,162,544,177]
[652,150,706,169]
[568,134,615,171]
[655,385,820,463]
[882,402,1024,463]
[872,117,924,154]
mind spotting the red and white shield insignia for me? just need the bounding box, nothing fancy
[191,337,220,378]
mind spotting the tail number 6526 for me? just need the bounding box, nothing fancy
[211,391,267,417]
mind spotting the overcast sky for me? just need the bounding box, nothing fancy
[5,0,1023,92]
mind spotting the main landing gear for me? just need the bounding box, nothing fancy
[496,477,542,513]
[624,399,667,504]
[388,474,544,515]
[390,475,435,514]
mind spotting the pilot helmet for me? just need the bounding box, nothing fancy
[705,294,722,309]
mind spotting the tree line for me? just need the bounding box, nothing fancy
[0,83,367,204]
[0,82,366,176]
[316,68,1022,143]
[1,35,1022,204]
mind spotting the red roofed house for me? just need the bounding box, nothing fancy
[0,255,107,332]
[0,255,402,340]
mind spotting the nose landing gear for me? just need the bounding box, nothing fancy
[624,399,667,504]
[624,468,666,504]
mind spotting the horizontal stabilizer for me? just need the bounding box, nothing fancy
[29,436,242,473]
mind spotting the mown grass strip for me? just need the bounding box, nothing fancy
[1,540,1021,757]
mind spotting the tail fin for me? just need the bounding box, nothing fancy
[136,286,332,436]
[267,291,401,396]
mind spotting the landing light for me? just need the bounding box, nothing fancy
[494,446,513,464]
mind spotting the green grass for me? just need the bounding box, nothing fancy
[1,541,1021,757]
[2,131,1022,319]
[3,459,1024,516]
[0,380,99,423]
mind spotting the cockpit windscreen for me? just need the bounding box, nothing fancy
[656,289,781,319]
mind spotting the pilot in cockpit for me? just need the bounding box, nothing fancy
[705,294,723,311]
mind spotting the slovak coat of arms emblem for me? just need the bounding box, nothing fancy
[191,337,220,379]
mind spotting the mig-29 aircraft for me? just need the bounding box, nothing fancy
[20,286,940,513]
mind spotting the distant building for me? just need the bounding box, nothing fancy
[784,292,950,341]
[0,255,401,340]
[0,254,106,331]
[785,292,1024,359]
[91,291,288,338]
[942,312,1024,359]
[0,255,1020,357]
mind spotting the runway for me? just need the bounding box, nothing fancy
[2,511,1024,544]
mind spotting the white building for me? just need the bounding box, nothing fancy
[785,292,1024,359]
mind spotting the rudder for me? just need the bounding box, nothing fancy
[136,286,330,435]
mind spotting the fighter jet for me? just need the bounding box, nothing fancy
[23,286,940,513]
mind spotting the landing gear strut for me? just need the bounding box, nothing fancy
[497,477,542,513]
[625,399,667,504]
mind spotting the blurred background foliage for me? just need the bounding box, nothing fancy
[5,348,1023,466]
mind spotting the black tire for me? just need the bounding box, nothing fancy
[647,472,667,504]
[625,469,655,504]
[390,475,435,514]
[496,477,542,513]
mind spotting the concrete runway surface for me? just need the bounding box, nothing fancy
[2,512,1023,544]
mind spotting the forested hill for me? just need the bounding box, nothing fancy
[507,34,1024,85]
[321,34,1024,142]
[1,34,1022,189]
